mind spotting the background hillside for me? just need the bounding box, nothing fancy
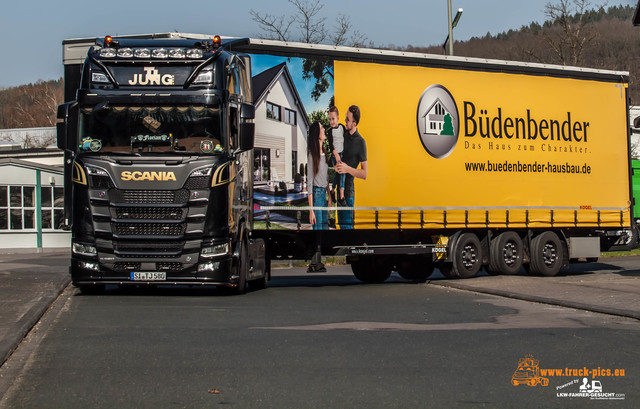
[404,4,640,102]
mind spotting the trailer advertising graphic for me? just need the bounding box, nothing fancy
[253,54,631,231]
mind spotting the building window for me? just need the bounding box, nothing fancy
[0,185,65,230]
[284,108,297,126]
[266,102,281,121]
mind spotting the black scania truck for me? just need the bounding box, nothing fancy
[57,34,268,293]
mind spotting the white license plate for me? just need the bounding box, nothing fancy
[130,272,166,281]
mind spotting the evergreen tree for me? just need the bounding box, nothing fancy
[441,114,454,136]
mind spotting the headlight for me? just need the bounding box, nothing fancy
[152,48,168,58]
[78,261,100,271]
[193,70,213,84]
[169,49,186,59]
[99,48,116,58]
[73,242,97,256]
[201,242,230,258]
[134,48,151,58]
[91,72,110,84]
[117,48,133,58]
[198,261,220,272]
[189,166,213,177]
[187,49,203,59]
[86,165,110,177]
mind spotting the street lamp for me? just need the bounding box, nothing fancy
[443,0,463,56]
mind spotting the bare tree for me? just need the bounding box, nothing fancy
[250,0,368,102]
[541,0,599,65]
[250,0,366,47]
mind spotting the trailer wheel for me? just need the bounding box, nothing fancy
[488,231,523,275]
[529,231,563,277]
[438,263,457,278]
[351,256,391,283]
[396,257,434,282]
[451,233,482,278]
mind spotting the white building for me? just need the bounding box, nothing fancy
[0,142,69,249]
[252,63,310,184]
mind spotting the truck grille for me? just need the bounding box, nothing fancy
[113,262,141,271]
[113,223,186,237]
[111,189,189,204]
[115,207,184,220]
[113,241,184,258]
[157,262,183,271]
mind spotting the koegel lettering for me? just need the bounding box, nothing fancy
[121,171,177,181]
[463,101,589,142]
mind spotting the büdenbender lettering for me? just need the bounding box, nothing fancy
[464,101,589,143]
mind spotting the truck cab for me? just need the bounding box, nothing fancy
[57,35,267,293]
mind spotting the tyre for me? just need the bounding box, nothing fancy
[248,270,269,291]
[438,262,457,278]
[451,232,483,278]
[528,231,563,277]
[350,256,392,283]
[488,231,523,275]
[226,239,248,295]
[396,257,434,282]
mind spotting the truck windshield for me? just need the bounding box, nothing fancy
[78,105,224,154]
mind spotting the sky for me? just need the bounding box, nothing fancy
[0,0,634,88]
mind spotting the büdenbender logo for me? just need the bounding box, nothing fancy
[416,84,459,159]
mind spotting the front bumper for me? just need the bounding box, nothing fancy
[70,256,235,287]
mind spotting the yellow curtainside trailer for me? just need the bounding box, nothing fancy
[239,38,633,282]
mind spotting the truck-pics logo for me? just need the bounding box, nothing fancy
[128,67,175,86]
[416,84,459,159]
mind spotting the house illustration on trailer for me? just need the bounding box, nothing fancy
[252,63,310,185]
[422,97,450,134]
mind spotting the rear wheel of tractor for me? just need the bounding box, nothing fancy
[396,257,434,282]
[452,233,483,278]
[529,231,563,277]
[351,256,392,283]
[488,231,524,275]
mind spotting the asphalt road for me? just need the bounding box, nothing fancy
[1,263,638,408]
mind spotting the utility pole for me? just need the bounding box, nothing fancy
[443,0,463,56]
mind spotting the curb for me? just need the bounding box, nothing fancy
[430,280,640,321]
[0,278,71,368]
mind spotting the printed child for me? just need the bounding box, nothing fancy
[328,106,346,203]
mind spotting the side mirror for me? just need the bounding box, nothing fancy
[240,103,255,120]
[56,101,76,151]
[238,103,255,152]
[239,123,255,152]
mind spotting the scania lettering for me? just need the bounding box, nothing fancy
[120,171,177,181]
